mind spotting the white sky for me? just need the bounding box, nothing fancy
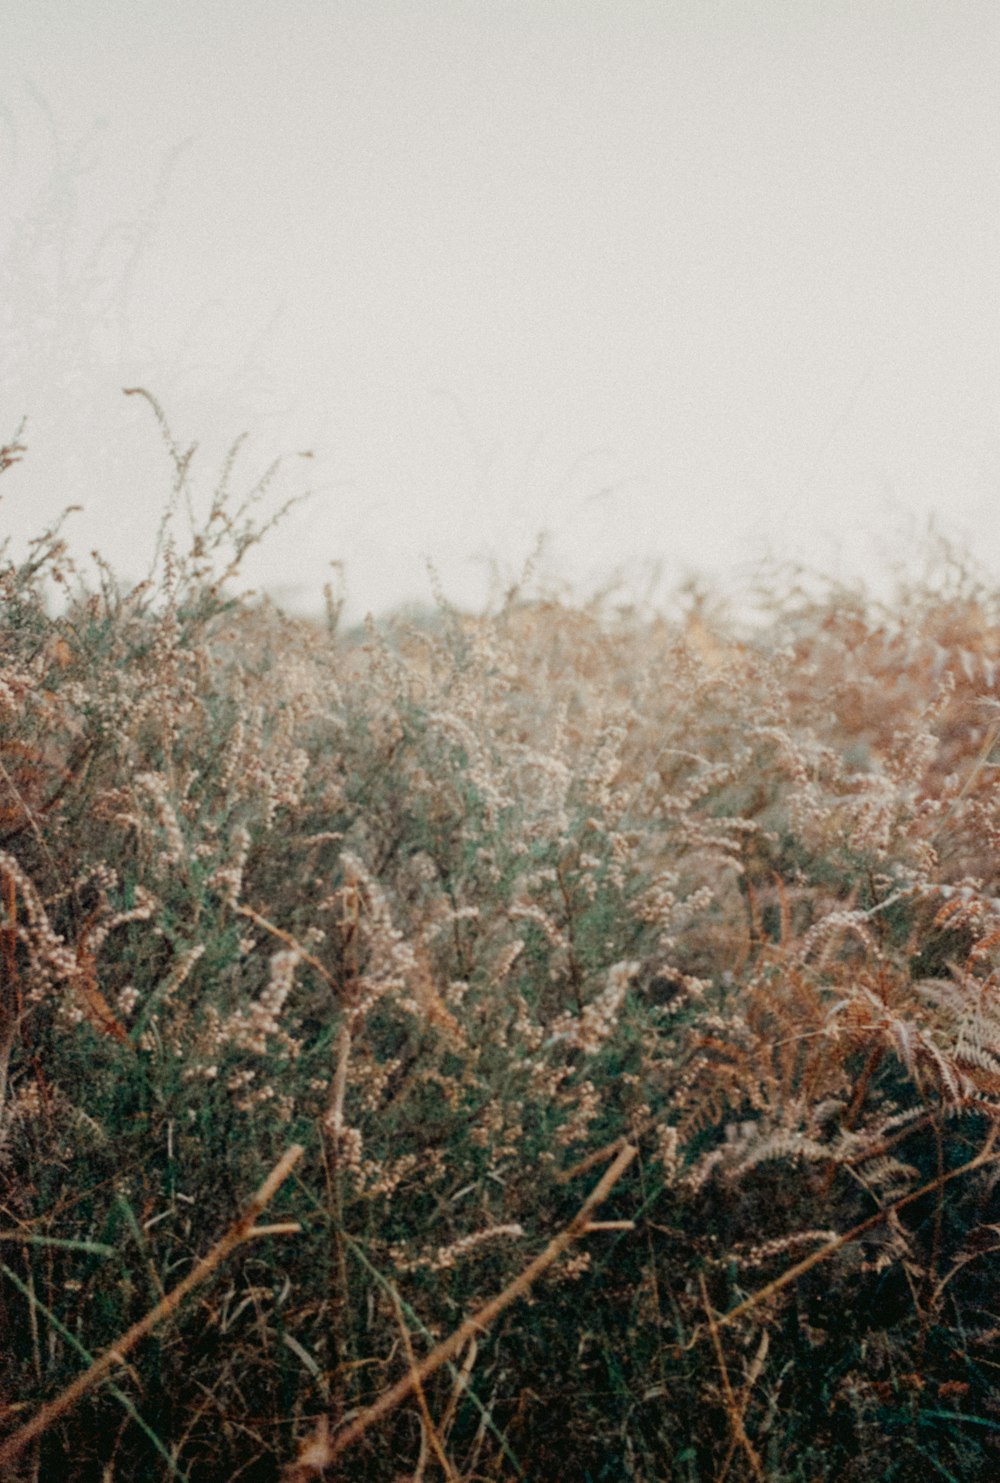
[2,1,999,622]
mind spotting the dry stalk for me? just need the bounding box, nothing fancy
[712,1334,765,1483]
[689,1123,1000,1346]
[438,1336,478,1444]
[236,904,340,994]
[322,1023,353,1429]
[930,713,1000,845]
[0,1143,305,1471]
[556,1111,658,1185]
[698,1272,765,1483]
[0,870,19,1121]
[287,1141,637,1475]
[557,1133,629,1184]
[389,1283,459,1483]
[324,1024,352,1138]
[715,1330,770,1483]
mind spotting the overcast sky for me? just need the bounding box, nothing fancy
[2,1,998,622]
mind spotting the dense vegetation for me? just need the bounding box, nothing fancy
[2,400,1000,1480]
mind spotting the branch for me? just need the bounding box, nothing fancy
[0,1143,305,1470]
[286,1141,637,1475]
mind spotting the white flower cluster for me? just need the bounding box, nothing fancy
[134,771,187,866]
[225,948,300,1055]
[547,960,640,1056]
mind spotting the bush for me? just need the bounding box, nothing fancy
[2,402,1000,1480]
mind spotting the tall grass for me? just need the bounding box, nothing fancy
[2,398,1000,1479]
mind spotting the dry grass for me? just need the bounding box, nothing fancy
[2,400,1000,1479]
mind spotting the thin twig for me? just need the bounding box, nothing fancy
[326,1142,635,1461]
[322,1023,353,1430]
[689,1124,1000,1345]
[237,904,340,993]
[390,1283,459,1482]
[716,1330,770,1483]
[0,1143,305,1470]
[290,1142,636,1472]
[699,1273,765,1483]
[557,1134,629,1184]
[438,1336,478,1444]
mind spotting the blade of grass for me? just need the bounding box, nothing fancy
[0,1260,187,1480]
[0,1233,116,1256]
[340,1227,524,1481]
[0,1142,304,1471]
[316,1141,637,1468]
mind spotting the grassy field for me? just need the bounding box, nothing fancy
[2,401,1000,1480]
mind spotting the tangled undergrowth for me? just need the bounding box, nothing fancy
[2,397,1000,1480]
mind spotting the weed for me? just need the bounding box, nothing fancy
[1,401,1000,1479]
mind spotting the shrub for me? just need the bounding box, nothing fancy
[2,403,1000,1479]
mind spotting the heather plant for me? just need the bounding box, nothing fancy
[1,404,1000,1480]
